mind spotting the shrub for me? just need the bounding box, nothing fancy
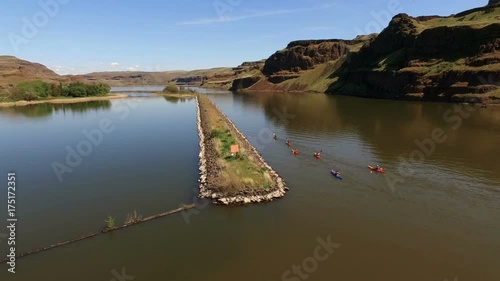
[9,90,39,101]
[49,82,63,97]
[63,82,110,97]
[163,84,179,93]
[66,82,88,97]
[104,216,115,229]
[13,80,50,98]
[10,80,111,100]
[124,209,142,225]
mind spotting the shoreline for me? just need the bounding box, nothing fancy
[156,92,197,98]
[196,95,288,205]
[0,94,126,107]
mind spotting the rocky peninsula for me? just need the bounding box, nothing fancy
[196,94,287,205]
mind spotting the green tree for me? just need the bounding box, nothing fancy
[12,80,50,99]
[104,216,115,229]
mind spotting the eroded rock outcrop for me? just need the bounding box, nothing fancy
[328,6,500,102]
[229,76,261,91]
[262,39,365,76]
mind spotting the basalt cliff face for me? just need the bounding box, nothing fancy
[228,4,500,103]
[262,39,365,75]
[329,7,500,102]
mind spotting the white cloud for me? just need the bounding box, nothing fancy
[175,6,333,26]
[110,62,120,67]
[175,3,337,26]
[50,66,76,75]
[127,65,141,71]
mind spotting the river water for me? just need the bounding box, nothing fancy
[0,89,499,281]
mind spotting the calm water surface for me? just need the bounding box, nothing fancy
[0,89,499,281]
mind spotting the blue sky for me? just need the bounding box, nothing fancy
[0,0,487,74]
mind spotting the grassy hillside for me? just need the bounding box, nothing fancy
[327,4,500,102]
[0,56,64,91]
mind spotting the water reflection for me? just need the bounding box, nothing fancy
[163,96,195,104]
[110,86,165,92]
[0,100,111,119]
[223,91,500,182]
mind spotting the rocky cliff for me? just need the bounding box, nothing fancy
[262,39,366,75]
[329,6,500,102]
[229,4,500,103]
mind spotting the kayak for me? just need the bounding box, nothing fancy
[368,165,385,173]
[286,142,292,147]
[292,150,301,155]
[330,170,343,180]
[314,154,321,159]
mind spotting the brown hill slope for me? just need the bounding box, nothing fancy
[77,71,188,87]
[0,56,64,91]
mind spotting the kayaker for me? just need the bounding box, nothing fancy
[286,140,291,146]
[376,165,380,170]
[273,133,278,140]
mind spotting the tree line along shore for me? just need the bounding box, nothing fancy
[0,80,114,105]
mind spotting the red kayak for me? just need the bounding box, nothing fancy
[368,165,385,173]
[286,142,292,147]
[292,149,301,155]
[314,154,321,159]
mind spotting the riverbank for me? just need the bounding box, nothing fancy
[0,95,126,107]
[196,94,287,205]
[156,92,196,99]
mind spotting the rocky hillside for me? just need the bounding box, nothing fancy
[227,3,500,103]
[229,37,373,92]
[1,3,498,103]
[262,38,369,75]
[0,56,64,92]
[329,5,500,102]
